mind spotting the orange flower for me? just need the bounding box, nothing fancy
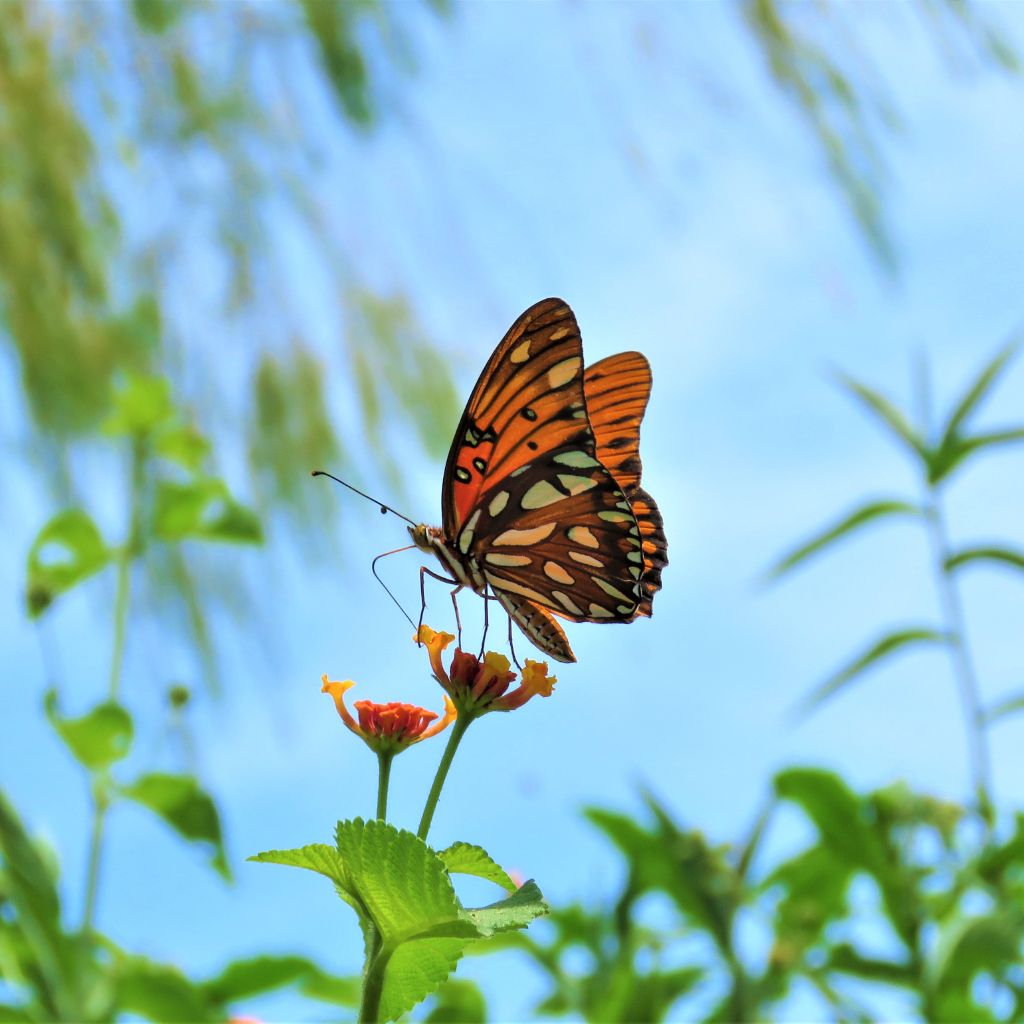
[321,676,456,755]
[413,625,557,714]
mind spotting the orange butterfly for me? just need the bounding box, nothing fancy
[408,298,667,663]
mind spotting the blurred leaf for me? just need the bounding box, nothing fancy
[945,545,1024,575]
[202,954,359,1008]
[928,427,1024,484]
[115,955,217,1024]
[102,374,173,438]
[299,0,374,127]
[796,627,949,717]
[836,374,927,460]
[438,842,517,893]
[152,479,262,545]
[939,339,1019,443]
[768,498,920,578]
[928,909,1024,1005]
[44,690,133,771]
[155,424,210,472]
[120,773,229,879]
[983,691,1024,726]
[132,0,186,33]
[826,942,916,986]
[26,509,111,618]
[424,979,487,1023]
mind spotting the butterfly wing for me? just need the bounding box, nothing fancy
[441,298,665,663]
[441,298,592,536]
[584,354,667,617]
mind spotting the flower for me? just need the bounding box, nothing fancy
[413,625,557,715]
[321,675,456,755]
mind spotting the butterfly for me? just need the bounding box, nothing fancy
[408,297,667,664]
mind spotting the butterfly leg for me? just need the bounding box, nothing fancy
[507,614,522,670]
[418,565,461,646]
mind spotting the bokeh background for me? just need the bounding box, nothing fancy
[3,2,1024,1021]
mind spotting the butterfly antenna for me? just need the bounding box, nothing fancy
[371,545,417,629]
[311,470,418,527]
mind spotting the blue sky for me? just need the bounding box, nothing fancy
[3,4,1024,1021]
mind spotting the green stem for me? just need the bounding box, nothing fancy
[82,785,109,932]
[417,715,472,841]
[375,752,393,820]
[358,943,391,1024]
[109,438,146,700]
[923,493,993,817]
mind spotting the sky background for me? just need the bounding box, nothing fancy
[3,3,1024,1021]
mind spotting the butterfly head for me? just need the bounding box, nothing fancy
[408,523,441,552]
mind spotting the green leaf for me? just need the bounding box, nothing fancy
[464,880,547,935]
[103,373,174,438]
[928,909,1024,995]
[826,942,916,986]
[424,979,487,1024]
[115,955,217,1023]
[202,954,360,1008]
[768,498,920,578]
[26,510,110,617]
[945,545,1024,575]
[984,691,1024,725]
[0,793,76,1019]
[438,842,517,893]
[929,427,1024,484]
[120,773,229,879]
[939,339,1019,445]
[155,424,210,471]
[152,479,262,545]
[836,373,927,461]
[796,627,949,717]
[44,691,133,770]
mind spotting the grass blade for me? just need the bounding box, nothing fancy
[940,339,1019,444]
[768,498,920,578]
[836,373,927,461]
[929,427,1024,485]
[945,546,1024,575]
[795,627,949,718]
[983,692,1024,726]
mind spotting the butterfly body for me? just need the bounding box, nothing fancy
[413,298,667,664]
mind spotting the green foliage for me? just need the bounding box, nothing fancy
[438,842,517,893]
[119,773,230,880]
[44,692,133,772]
[26,511,111,618]
[253,819,547,1021]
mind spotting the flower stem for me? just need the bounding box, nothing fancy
[358,943,391,1024]
[376,752,393,821]
[109,438,145,701]
[417,714,471,841]
[923,492,993,818]
[82,784,109,932]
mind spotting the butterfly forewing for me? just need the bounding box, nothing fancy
[442,299,593,534]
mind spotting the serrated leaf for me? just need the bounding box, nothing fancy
[438,843,516,893]
[424,979,487,1023]
[44,691,133,770]
[940,339,1019,445]
[120,773,229,879]
[795,627,949,717]
[464,880,547,935]
[984,691,1024,725]
[152,479,262,545]
[103,374,174,438]
[768,498,920,578]
[945,546,1024,575]
[26,510,111,617]
[836,373,927,461]
[380,939,468,1023]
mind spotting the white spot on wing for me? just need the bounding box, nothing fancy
[521,480,564,509]
[567,526,599,549]
[552,590,583,615]
[543,561,574,585]
[557,473,598,496]
[569,551,603,568]
[485,553,531,567]
[553,451,601,469]
[488,490,510,517]
[588,602,614,618]
[458,509,481,554]
[510,340,531,364]
[484,570,550,605]
[493,522,556,546]
[547,356,581,389]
